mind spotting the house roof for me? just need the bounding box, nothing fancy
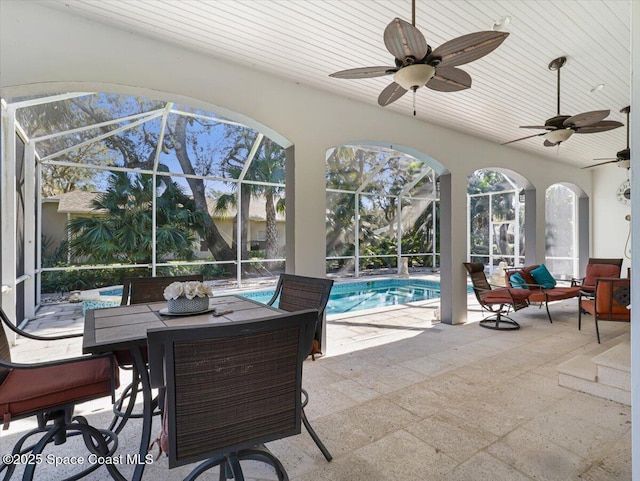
[45,191,107,214]
[44,191,285,221]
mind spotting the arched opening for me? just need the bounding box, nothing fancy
[325,144,440,278]
[545,183,580,279]
[467,168,530,280]
[2,90,291,320]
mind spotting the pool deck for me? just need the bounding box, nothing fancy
[3,284,631,481]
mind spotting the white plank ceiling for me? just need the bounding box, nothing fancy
[45,0,631,169]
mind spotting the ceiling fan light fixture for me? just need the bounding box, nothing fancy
[393,64,436,90]
[617,159,630,169]
[544,128,573,144]
[492,16,511,31]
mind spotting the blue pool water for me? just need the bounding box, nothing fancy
[85,279,457,315]
[241,279,449,315]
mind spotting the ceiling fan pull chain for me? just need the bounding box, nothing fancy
[412,87,417,116]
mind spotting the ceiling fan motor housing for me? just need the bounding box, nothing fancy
[545,115,571,129]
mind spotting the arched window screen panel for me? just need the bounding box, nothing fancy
[325,145,439,279]
[545,184,578,279]
[6,91,288,300]
[468,170,525,271]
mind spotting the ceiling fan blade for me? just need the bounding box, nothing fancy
[501,133,544,146]
[544,140,559,147]
[575,120,624,134]
[519,125,557,130]
[427,31,509,67]
[581,160,620,169]
[378,82,407,107]
[563,110,609,127]
[383,18,428,61]
[329,66,397,79]
[426,67,471,92]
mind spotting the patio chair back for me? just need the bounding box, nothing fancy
[579,278,630,343]
[120,274,204,305]
[267,274,334,354]
[463,262,493,303]
[147,309,317,472]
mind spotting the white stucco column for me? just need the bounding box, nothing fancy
[1,106,17,344]
[536,185,547,264]
[439,173,468,325]
[291,141,326,278]
[630,2,639,478]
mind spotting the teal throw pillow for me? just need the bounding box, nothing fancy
[509,272,528,289]
[530,264,557,289]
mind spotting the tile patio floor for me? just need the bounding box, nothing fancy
[0,294,631,480]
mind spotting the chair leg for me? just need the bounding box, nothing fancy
[236,445,289,481]
[9,416,124,481]
[301,408,333,461]
[595,319,601,344]
[544,299,553,323]
[578,304,582,331]
[478,308,520,331]
[300,388,332,461]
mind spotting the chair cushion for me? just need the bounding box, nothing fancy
[0,356,117,421]
[509,272,528,289]
[528,286,581,303]
[483,288,530,304]
[584,264,621,288]
[530,264,556,289]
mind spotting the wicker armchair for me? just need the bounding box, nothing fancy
[0,307,122,481]
[111,274,204,433]
[267,274,334,461]
[464,262,531,330]
[120,274,205,305]
[147,310,318,480]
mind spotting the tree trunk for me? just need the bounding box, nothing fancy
[265,190,279,265]
[174,117,235,272]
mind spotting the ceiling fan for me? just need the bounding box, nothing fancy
[502,57,623,147]
[582,106,631,169]
[328,0,509,115]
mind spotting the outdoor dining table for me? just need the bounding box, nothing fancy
[82,294,283,481]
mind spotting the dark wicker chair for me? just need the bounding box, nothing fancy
[120,274,205,305]
[267,274,334,461]
[0,307,122,481]
[147,309,318,480]
[464,262,531,330]
[579,278,631,343]
[112,274,205,432]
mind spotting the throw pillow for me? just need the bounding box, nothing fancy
[509,272,528,289]
[531,264,557,289]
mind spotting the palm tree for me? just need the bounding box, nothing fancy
[68,172,206,264]
[214,137,285,264]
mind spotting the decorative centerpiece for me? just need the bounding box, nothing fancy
[163,281,213,314]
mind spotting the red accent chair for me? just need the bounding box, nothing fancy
[0,307,121,481]
[579,278,631,343]
[464,263,531,330]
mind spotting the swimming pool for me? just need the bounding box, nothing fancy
[240,278,449,315]
[84,278,455,315]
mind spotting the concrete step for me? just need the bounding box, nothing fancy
[556,342,630,406]
[593,341,630,390]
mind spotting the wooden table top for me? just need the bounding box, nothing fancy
[83,295,282,355]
